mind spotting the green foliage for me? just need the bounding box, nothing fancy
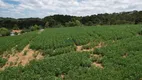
[30,25,40,31]
[0,25,142,80]
[14,32,18,35]
[45,21,49,28]
[0,11,142,29]
[0,53,91,80]
[0,31,37,54]
[86,21,94,26]
[65,20,82,27]
[138,27,142,35]
[21,30,25,34]
[0,57,7,67]
[0,28,10,36]
[13,24,19,30]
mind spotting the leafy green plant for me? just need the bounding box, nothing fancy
[0,57,7,67]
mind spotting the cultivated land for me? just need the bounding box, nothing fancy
[0,25,142,80]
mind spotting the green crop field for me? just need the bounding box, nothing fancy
[0,25,142,80]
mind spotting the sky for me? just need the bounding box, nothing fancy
[0,0,142,18]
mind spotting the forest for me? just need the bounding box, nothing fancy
[0,10,142,29]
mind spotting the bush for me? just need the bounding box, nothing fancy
[30,25,41,31]
[0,28,10,36]
[14,32,18,35]
[13,24,19,30]
[0,57,7,67]
[65,20,82,27]
[21,30,25,34]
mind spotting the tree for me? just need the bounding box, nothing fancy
[65,21,75,27]
[45,21,49,28]
[86,21,93,26]
[13,24,19,30]
[75,20,82,26]
[30,25,40,31]
[65,20,82,27]
[0,28,10,36]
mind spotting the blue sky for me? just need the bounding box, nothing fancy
[3,0,20,5]
[0,0,142,18]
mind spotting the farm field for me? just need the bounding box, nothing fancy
[0,25,142,80]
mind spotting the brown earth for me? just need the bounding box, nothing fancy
[76,46,83,52]
[92,62,104,69]
[90,54,101,58]
[61,74,65,80]
[95,42,104,48]
[0,44,43,71]
[76,42,105,52]
[75,42,105,69]
[76,45,94,52]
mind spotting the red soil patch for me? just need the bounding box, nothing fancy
[0,44,43,71]
[12,30,22,33]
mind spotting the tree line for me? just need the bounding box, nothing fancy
[0,10,142,30]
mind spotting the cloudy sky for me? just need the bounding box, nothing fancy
[0,0,142,18]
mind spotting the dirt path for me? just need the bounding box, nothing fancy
[38,29,44,34]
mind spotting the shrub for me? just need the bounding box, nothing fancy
[13,24,19,30]
[30,25,40,31]
[0,28,10,36]
[0,57,7,67]
[14,32,18,35]
[65,20,82,27]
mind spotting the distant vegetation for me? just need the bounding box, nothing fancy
[0,10,142,30]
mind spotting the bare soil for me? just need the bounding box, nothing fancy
[76,45,94,52]
[95,42,104,48]
[61,74,65,80]
[76,42,105,52]
[92,62,104,69]
[90,54,101,58]
[76,46,83,52]
[0,44,43,71]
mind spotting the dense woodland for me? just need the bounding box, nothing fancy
[0,10,142,29]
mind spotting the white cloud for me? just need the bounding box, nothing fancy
[0,0,142,18]
[0,0,14,8]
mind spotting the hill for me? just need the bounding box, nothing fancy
[0,25,142,80]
